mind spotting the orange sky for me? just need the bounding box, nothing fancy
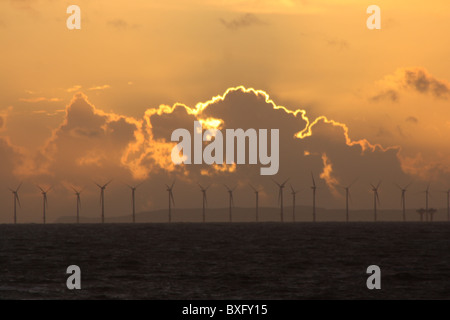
[1,0,450,222]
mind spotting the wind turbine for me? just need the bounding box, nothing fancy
[37,185,52,224]
[395,182,411,222]
[126,182,143,223]
[94,180,112,224]
[273,178,289,222]
[445,189,450,222]
[370,182,381,222]
[311,173,317,222]
[71,186,82,224]
[166,181,175,223]
[8,183,22,224]
[198,184,210,223]
[290,185,298,222]
[249,184,260,222]
[224,185,236,222]
[340,179,357,222]
[422,183,431,222]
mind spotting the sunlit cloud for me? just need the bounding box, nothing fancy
[66,85,82,93]
[19,97,62,103]
[88,85,111,91]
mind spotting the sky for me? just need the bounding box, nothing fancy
[1,0,450,223]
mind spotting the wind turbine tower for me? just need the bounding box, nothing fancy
[224,185,236,222]
[311,173,317,222]
[37,185,52,224]
[249,184,260,222]
[95,180,112,224]
[396,183,411,222]
[127,182,143,223]
[72,186,82,224]
[370,182,381,222]
[198,184,210,223]
[9,183,22,224]
[273,178,289,222]
[166,181,175,223]
[290,185,298,222]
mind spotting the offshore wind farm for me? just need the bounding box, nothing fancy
[1,178,447,224]
[3,0,450,302]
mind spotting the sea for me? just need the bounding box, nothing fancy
[0,222,449,300]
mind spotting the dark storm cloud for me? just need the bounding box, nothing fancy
[371,68,450,102]
[370,89,399,102]
[403,68,450,98]
[405,116,418,124]
[220,13,266,30]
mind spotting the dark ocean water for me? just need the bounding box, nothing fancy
[0,222,450,300]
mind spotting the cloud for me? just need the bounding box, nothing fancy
[319,153,340,197]
[4,86,439,221]
[66,85,82,93]
[220,13,266,30]
[19,97,62,103]
[107,19,129,29]
[326,38,349,50]
[369,89,399,102]
[88,85,110,91]
[403,68,450,98]
[22,93,141,180]
[405,116,418,124]
[371,67,450,102]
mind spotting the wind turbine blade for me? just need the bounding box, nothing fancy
[281,178,290,186]
[205,184,211,191]
[376,192,380,205]
[405,182,412,190]
[8,187,14,192]
[165,184,170,189]
[46,185,53,193]
[249,184,256,192]
[198,183,204,190]
[136,181,145,188]
[105,179,113,187]
[94,182,102,188]
[231,194,234,207]
[394,183,402,190]
[16,194,21,208]
[376,181,382,189]
[290,185,294,193]
[224,184,230,191]
[37,185,45,192]
[311,173,316,187]
[170,180,176,189]
[271,178,281,187]
[370,183,376,189]
[348,178,358,188]
[348,190,353,204]
[125,183,133,189]
[16,182,23,192]
[170,191,175,206]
